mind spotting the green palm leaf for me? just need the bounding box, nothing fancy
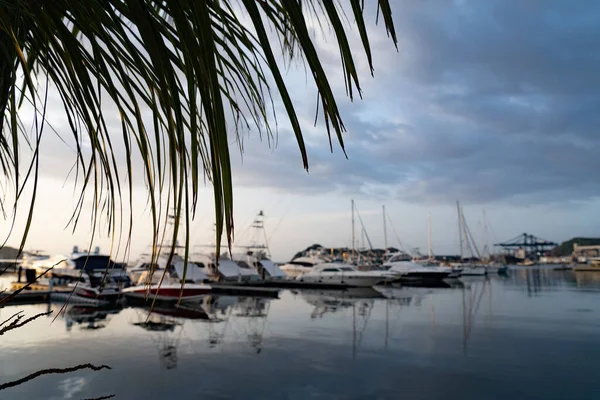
[0,0,396,281]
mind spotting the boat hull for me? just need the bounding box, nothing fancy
[280,265,312,277]
[123,284,212,301]
[394,271,452,281]
[295,275,389,287]
[460,266,487,276]
[74,286,121,301]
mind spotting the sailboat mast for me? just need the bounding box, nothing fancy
[457,201,464,261]
[351,199,355,263]
[383,205,388,250]
[428,213,432,259]
[482,209,489,261]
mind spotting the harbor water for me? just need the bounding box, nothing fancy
[1,267,600,399]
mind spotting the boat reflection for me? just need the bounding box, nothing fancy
[295,288,382,319]
[129,294,273,368]
[574,271,600,289]
[64,305,123,331]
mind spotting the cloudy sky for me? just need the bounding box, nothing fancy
[2,0,600,262]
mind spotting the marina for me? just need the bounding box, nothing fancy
[1,267,600,399]
[0,2,597,398]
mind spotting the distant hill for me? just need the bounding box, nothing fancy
[551,238,600,257]
[291,244,399,261]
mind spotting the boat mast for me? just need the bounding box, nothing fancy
[428,213,432,260]
[383,205,388,251]
[457,200,464,261]
[351,199,355,264]
[482,209,489,262]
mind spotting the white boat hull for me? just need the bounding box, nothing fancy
[123,283,212,301]
[295,274,391,287]
[460,265,487,276]
[280,265,312,277]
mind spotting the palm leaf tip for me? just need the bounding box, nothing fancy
[0,0,395,259]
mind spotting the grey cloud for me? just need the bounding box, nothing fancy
[231,0,600,206]
[28,0,600,209]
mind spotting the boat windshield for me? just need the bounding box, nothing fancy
[290,261,315,267]
[73,255,116,271]
[237,260,253,269]
[339,267,354,272]
[389,254,411,263]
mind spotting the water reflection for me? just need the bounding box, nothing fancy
[64,305,122,331]
[2,268,600,399]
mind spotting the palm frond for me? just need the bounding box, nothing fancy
[0,1,397,276]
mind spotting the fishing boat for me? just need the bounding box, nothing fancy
[295,263,395,287]
[191,248,261,282]
[231,211,286,279]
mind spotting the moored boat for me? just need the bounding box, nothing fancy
[382,254,452,282]
[295,263,395,287]
[280,254,330,277]
[123,257,211,301]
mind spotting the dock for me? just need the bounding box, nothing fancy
[0,278,389,307]
[0,289,72,306]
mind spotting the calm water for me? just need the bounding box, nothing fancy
[2,267,600,399]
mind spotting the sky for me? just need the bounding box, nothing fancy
[2,0,600,262]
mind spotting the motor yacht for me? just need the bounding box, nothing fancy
[295,263,395,287]
[279,251,332,277]
[29,246,127,301]
[123,258,211,302]
[231,210,286,279]
[191,248,261,282]
[233,249,286,279]
[382,253,452,282]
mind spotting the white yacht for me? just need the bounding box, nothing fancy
[128,250,209,286]
[191,246,261,282]
[123,256,211,301]
[382,254,452,282]
[28,246,126,300]
[233,249,286,279]
[295,263,395,287]
[231,211,286,279]
[279,251,332,277]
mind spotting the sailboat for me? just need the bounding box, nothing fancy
[456,201,487,276]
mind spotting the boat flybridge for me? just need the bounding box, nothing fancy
[280,250,333,277]
[231,210,286,279]
[233,247,286,279]
[191,245,261,282]
[295,263,396,287]
[28,246,127,301]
